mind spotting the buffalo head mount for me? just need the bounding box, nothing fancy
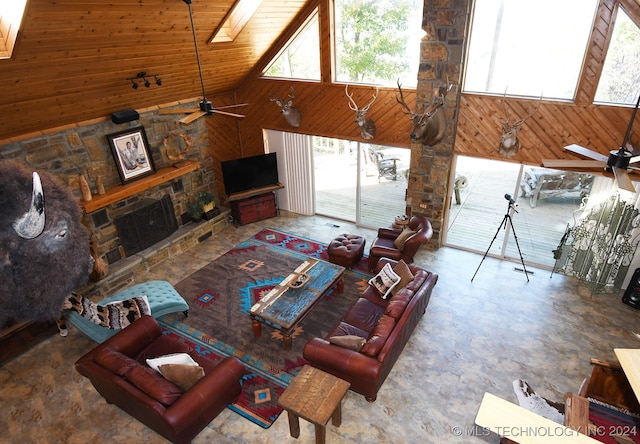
[0,162,92,328]
[345,84,379,140]
[396,79,452,146]
[498,92,542,157]
[270,87,301,127]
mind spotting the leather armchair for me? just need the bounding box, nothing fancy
[367,215,433,271]
[75,315,245,444]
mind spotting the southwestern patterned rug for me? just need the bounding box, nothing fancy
[159,228,371,428]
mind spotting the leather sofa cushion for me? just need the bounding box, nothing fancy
[135,334,192,364]
[360,315,396,357]
[95,347,182,405]
[126,363,183,405]
[341,298,386,333]
[95,346,139,376]
[384,288,414,319]
[329,321,370,338]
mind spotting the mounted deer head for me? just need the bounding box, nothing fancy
[498,93,541,157]
[396,79,452,146]
[270,87,301,127]
[345,84,379,140]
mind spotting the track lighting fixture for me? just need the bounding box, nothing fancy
[127,71,161,89]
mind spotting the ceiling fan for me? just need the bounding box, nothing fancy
[158,0,247,124]
[542,94,640,193]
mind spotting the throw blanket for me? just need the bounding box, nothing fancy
[62,293,150,330]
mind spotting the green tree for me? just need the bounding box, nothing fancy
[335,0,420,85]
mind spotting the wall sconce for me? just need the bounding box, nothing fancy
[128,71,162,89]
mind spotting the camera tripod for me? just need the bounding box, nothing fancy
[471,199,529,283]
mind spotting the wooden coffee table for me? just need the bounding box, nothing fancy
[278,365,351,444]
[249,258,345,350]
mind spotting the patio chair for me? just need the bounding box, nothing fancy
[367,147,398,182]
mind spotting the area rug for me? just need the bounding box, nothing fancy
[159,228,371,428]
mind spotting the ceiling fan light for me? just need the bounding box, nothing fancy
[131,80,138,89]
[144,79,151,88]
[155,76,162,86]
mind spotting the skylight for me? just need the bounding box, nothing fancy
[211,0,263,43]
[0,0,28,59]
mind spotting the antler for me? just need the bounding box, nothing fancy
[346,85,379,113]
[361,86,379,112]
[269,94,283,106]
[396,79,414,115]
[288,87,296,101]
[345,84,358,111]
[513,94,542,126]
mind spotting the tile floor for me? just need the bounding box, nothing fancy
[1,211,639,443]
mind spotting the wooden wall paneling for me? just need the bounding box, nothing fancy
[456,94,634,168]
[0,0,307,140]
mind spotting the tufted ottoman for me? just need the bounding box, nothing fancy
[66,280,189,343]
[327,234,366,269]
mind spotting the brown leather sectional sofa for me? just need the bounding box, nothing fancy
[303,258,438,402]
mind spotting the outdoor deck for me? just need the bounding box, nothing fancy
[314,151,588,270]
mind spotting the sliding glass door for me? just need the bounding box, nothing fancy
[313,137,409,228]
[446,155,596,269]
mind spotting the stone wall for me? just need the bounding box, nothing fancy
[406,0,470,248]
[0,102,221,266]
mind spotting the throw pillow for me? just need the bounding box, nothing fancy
[146,353,199,372]
[329,335,366,351]
[158,363,205,391]
[391,259,415,296]
[368,263,400,299]
[393,228,416,251]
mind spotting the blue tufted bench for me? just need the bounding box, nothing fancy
[66,280,189,343]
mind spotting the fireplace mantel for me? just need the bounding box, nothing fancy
[80,160,201,213]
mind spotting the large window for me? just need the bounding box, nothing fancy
[333,0,422,87]
[464,0,597,99]
[594,6,640,105]
[262,10,321,81]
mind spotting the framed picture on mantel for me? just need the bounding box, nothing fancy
[107,126,156,184]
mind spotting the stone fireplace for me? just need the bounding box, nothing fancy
[114,195,178,258]
[0,102,229,299]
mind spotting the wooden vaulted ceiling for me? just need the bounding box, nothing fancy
[0,0,307,141]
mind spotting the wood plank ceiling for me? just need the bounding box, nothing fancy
[0,0,306,140]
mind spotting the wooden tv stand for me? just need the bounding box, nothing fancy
[228,183,284,226]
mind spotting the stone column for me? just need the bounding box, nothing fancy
[407,0,469,248]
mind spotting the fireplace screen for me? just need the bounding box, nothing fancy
[114,195,178,256]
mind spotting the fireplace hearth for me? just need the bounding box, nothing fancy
[114,195,178,257]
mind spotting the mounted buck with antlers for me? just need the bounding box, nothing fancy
[345,84,379,140]
[396,79,452,146]
[270,87,301,127]
[498,93,542,157]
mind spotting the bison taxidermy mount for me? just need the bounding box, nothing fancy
[0,161,92,328]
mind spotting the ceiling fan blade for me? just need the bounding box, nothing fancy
[213,109,246,118]
[179,111,207,124]
[542,159,606,169]
[629,155,640,164]
[213,103,249,110]
[158,108,200,115]
[612,166,636,192]
[564,143,609,162]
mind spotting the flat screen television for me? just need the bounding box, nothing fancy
[221,153,279,196]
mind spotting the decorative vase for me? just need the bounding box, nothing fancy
[79,174,92,201]
[95,176,105,195]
